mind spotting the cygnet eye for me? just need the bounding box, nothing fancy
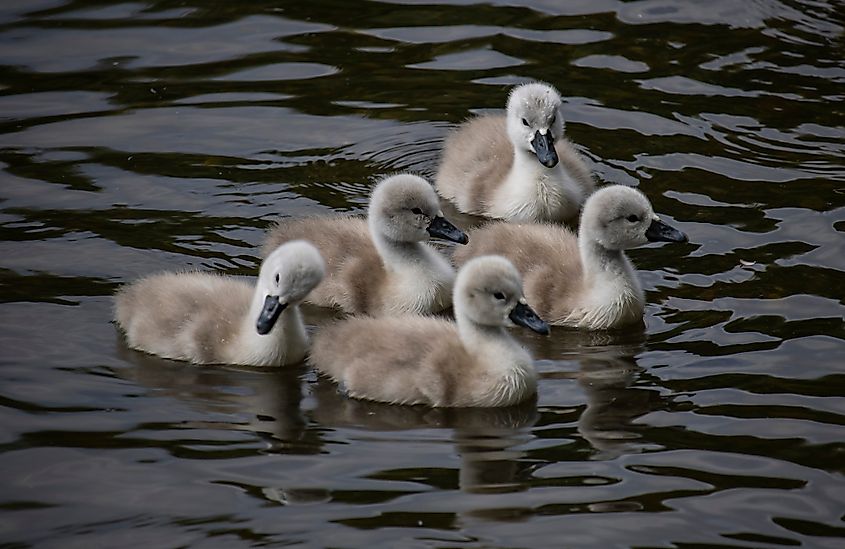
[493,291,506,301]
[550,114,556,125]
[521,118,530,127]
[274,273,280,284]
[411,207,423,215]
[626,214,639,223]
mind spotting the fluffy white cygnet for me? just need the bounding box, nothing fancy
[115,240,325,366]
[454,185,687,330]
[262,173,468,316]
[309,255,550,407]
[436,81,595,223]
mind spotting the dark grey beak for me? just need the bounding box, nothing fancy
[509,301,550,335]
[645,218,688,243]
[531,130,558,168]
[427,216,469,245]
[256,295,288,335]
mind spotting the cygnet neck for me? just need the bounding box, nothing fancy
[578,232,637,291]
[245,282,307,360]
[454,301,511,351]
[370,218,426,267]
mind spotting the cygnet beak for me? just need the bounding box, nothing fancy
[645,218,688,243]
[509,300,550,335]
[427,216,469,245]
[531,130,558,168]
[256,295,288,335]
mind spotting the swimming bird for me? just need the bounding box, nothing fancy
[309,255,550,408]
[435,81,595,223]
[453,185,687,330]
[262,173,468,316]
[114,240,325,366]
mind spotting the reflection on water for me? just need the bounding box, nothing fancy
[577,349,655,460]
[1,0,844,547]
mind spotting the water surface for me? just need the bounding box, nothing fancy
[1,1,844,547]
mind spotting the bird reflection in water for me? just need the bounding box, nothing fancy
[116,318,662,506]
[310,379,539,494]
[116,341,316,454]
[530,327,660,459]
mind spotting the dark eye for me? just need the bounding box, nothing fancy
[550,114,556,125]
[626,214,639,223]
[521,118,529,127]
[274,273,280,284]
[411,207,423,215]
[493,292,506,300]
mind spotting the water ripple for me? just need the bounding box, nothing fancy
[0,1,843,547]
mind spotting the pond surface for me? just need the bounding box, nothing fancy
[1,1,844,547]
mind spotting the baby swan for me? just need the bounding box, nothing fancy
[114,241,325,366]
[453,185,688,330]
[309,255,550,408]
[262,173,468,316]
[435,81,595,223]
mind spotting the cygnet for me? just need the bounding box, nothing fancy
[453,185,687,329]
[262,173,468,316]
[436,81,595,223]
[114,240,325,366]
[309,255,549,407]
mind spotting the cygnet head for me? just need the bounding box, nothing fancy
[256,240,325,335]
[506,82,565,168]
[455,255,549,335]
[368,173,468,244]
[580,185,688,251]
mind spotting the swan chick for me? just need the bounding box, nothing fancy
[262,173,468,316]
[115,240,325,366]
[453,185,687,330]
[435,81,595,223]
[309,255,550,408]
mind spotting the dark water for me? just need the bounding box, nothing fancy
[1,1,844,547]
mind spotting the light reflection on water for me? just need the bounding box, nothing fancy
[1,0,844,547]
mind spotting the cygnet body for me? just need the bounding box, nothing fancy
[435,82,595,223]
[453,185,687,330]
[309,255,549,408]
[115,240,325,366]
[262,173,468,316]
